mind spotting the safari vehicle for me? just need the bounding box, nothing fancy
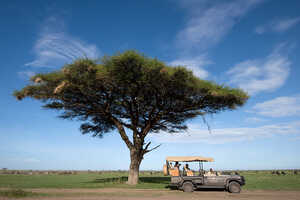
[163,156,245,193]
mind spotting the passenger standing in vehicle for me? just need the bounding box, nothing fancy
[174,162,180,169]
[173,162,181,176]
[184,164,190,170]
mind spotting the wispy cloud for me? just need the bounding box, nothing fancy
[255,17,300,34]
[176,0,264,51]
[18,71,36,79]
[227,44,291,95]
[170,0,263,79]
[245,117,268,123]
[25,17,100,68]
[251,95,300,117]
[150,121,300,144]
[169,55,211,79]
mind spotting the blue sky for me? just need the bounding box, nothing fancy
[1,0,300,171]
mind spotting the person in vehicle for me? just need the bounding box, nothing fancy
[184,164,194,176]
[206,168,216,176]
[184,164,190,170]
[169,162,180,176]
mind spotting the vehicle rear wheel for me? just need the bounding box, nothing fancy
[228,181,241,193]
[182,182,194,192]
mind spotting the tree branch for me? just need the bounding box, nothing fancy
[111,117,134,149]
[143,142,161,155]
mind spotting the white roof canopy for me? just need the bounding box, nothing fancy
[166,156,214,162]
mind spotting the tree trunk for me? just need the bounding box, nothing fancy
[127,150,142,185]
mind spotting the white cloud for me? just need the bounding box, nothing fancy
[169,55,211,79]
[176,0,263,50]
[255,17,300,34]
[172,1,263,79]
[245,117,267,123]
[25,17,100,68]
[227,44,290,94]
[150,121,300,144]
[18,71,36,79]
[251,95,300,117]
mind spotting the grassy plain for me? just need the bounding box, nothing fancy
[0,170,299,191]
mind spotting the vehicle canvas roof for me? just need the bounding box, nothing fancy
[166,156,214,162]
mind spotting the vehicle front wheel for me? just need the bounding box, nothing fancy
[228,181,241,193]
[182,182,194,192]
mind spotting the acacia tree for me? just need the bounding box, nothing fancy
[14,51,248,185]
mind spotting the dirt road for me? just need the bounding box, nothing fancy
[1,188,300,200]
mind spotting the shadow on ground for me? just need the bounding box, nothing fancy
[88,176,128,183]
[139,177,170,184]
[195,188,225,192]
[87,177,225,192]
[88,176,171,184]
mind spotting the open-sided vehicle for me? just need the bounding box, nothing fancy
[163,156,245,193]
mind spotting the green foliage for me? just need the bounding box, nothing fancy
[14,50,248,139]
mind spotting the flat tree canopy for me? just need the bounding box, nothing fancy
[14,50,249,184]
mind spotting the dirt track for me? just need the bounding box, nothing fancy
[1,188,300,200]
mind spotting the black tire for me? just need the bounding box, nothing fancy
[182,182,194,192]
[228,181,241,193]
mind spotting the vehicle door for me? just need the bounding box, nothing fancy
[204,175,224,186]
[190,176,204,186]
